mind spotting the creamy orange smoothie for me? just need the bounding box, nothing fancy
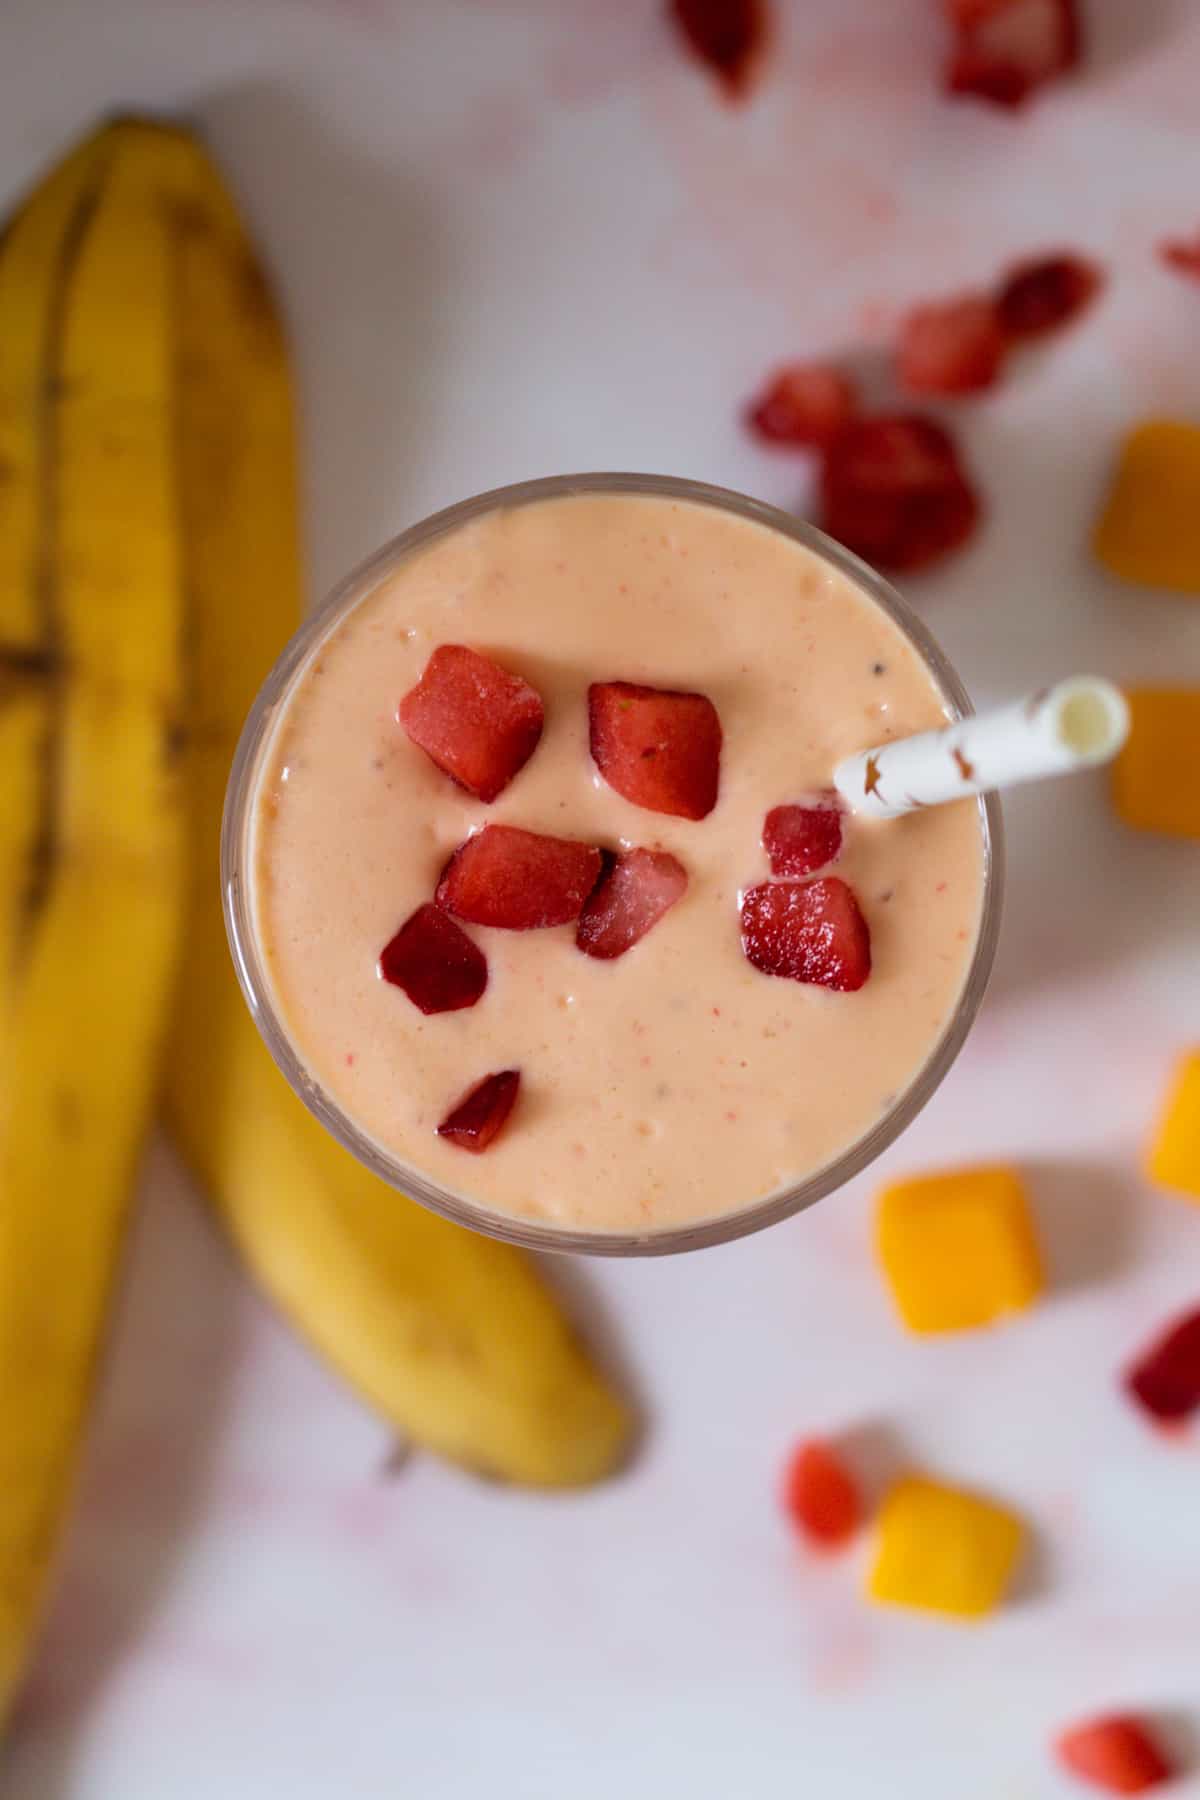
[249,489,985,1237]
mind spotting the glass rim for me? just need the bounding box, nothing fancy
[222,471,1005,1257]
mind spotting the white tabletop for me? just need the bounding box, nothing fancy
[5,1,1200,1794]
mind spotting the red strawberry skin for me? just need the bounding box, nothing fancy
[576,848,689,961]
[762,799,844,878]
[740,877,871,992]
[1124,1306,1200,1422]
[378,903,488,1014]
[399,644,544,803]
[1054,1716,1172,1794]
[745,364,859,449]
[996,253,1102,336]
[783,1440,862,1551]
[668,0,766,98]
[436,1069,521,1153]
[944,0,1080,108]
[436,824,603,930]
[588,681,722,820]
[1160,235,1200,281]
[898,295,1007,395]
[820,414,981,574]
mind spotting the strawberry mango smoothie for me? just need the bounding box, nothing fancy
[248,487,987,1239]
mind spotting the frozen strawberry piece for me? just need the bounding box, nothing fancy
[1160,235,1200,280]
[669,0,767,99]
[399,644,544,803]
[783,1440,862,1551]
[820,414,981,573]
[745,364,859,449]
[898,295,1007,395]
[762,796,843,878]
[437,1069,521,1153]
[378,903,487,1014]
[576,848,688,961]
[944,0,1080,108]
[996,253,1103,336]
[1055,1715,1172,1794]
[437,824,602,930]
[1124,1306,1200,1422]
[740,877,871,992]
[589,681,722,820]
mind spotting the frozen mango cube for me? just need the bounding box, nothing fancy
[1093,419,1200,594]
[1111,688,1200,839]
[868,1476,1025,1620]
[1147,1050,1200,1202]
[875,1165,1043,1333]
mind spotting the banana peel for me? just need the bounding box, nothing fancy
[0,125,188,1711]
[158,131,634,1487]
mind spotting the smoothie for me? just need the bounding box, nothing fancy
[247,487,986,1238]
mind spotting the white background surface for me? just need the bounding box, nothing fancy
[4,1,1200,1794]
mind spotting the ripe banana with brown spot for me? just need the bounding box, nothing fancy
[0,123,189,1714]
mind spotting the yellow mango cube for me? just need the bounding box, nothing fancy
[1093,419,1200,594]
[1111,688,1200,839]
[1147,1050,1200,1201]
[868,1477,1025,1620]
[875,1165,1043,1333]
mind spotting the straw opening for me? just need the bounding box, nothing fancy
[1052,679,1128,762]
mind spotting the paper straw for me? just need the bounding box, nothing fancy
[833,676,1130,820]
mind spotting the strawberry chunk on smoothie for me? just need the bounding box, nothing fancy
[943,0,1080,108]
[399,644,544,802]
[745,364,859,449]
[763,797,844,878]
[996,253,1102,336]
[898,295,1007,395]
[576,848,689,961]
[379,903,488,1014]
[740,877,871,992]
[437,1069,521,1153]
[820,414,981,573]
[589,681,722,820]
[437,824,603,930]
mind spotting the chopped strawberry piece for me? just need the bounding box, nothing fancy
[946,0,1018,21]
[783,1440,862,1551]
[820,414,982,573]
[740,876,871,992]
[1124,1306,1200,1422]
[399,644,544,803]
[1160,235,1200,281]
[1055,1715,1172,1794]
[898,295,1007,395]
[378,903,487,1014]
[668,0,767,99]
[996,253,1103,336]
[436,1069,521,1153]
[762,796,844,878]
[589,681,722,820]
[745,364,859,449]
[436,824,602,930]
[576,848,688,961]
[943,0,1080,109]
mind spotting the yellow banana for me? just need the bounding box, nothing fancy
[0,125,187,1711]
[0,132,112,1038]
[160,133,633,1486]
